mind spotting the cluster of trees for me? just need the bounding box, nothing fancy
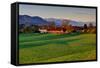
[19,24,40,33]
[82,23,96,33]
[19,22,96,34]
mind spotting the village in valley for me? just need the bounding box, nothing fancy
[19,16,96,34]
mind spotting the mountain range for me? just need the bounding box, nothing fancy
[19,15,94,27]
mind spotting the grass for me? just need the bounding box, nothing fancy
[19,33,96,64]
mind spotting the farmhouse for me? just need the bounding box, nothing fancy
[39,28,48,33]
[48,30,64,34]
[47,27,67,34]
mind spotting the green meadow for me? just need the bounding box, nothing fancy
[19,33,96,64]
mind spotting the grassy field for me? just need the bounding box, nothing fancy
[19,33,96,64]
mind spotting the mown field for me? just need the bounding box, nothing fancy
[19,33,96,64]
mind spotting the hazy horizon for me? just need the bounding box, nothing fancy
[19,4,96,23]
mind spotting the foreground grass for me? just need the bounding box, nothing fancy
[19,33,96,64]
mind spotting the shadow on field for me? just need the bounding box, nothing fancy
[19,35,81,49]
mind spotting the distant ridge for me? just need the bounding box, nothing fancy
[19,15,48,25]
[19,15,95,27]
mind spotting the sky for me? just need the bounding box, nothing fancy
[19,4,96,23]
